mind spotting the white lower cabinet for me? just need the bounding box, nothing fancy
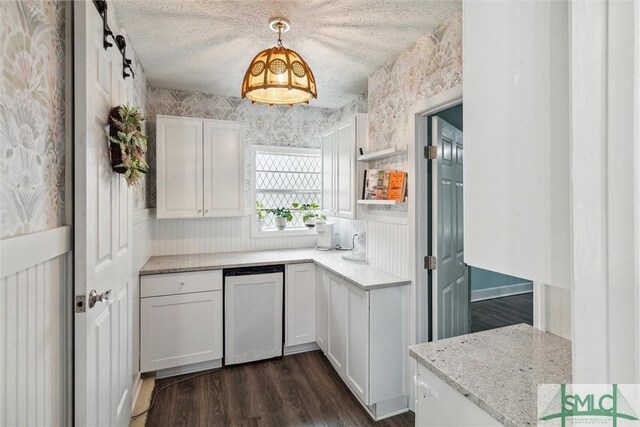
[415,362,502,426]
[318,269,407,418]
[285,263,316,349]
[327,272,348,370]
[346,284,369,403]
[140,270,223,374]
[315,267,329,352]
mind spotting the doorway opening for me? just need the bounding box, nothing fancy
[418,101,533,342]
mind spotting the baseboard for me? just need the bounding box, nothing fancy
[471,282,533,302]
[283,342,319,355]
[131,373,144,412]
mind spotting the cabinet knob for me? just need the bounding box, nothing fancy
[180,281,185,286]
[198,209,202,214]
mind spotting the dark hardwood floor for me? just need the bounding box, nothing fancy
[470,292,533,333]
[145,350,414,427]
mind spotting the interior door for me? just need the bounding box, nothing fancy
[74,2,133,426]
[432,117,468,340]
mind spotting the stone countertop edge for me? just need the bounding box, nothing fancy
[409,324,572,427]
[139,250,411,291]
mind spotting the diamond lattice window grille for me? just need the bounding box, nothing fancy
[255,150,321,229]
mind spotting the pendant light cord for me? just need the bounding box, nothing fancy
[277,23,283,47]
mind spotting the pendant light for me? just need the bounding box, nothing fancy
[241,18,317,106]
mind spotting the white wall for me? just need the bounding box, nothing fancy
[0,227,72,426]
[570,0,640,384]
[131,209,154,400]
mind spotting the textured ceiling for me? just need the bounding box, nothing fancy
[112,0,461,108]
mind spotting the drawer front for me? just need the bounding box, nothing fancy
[141,270,222,298]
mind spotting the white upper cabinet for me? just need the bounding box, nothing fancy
[203,120,244,217]
[156,115,245,219]
[156,116,204,218]
[463,1,571,288]
[321,114,367,219]
[321,130,336,216]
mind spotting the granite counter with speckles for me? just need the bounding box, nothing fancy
[139,248,410,291]
[409,324,571,427]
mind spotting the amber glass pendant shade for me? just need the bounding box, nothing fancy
[241,19,317,106]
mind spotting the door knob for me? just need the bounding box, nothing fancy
[88,288,113,308]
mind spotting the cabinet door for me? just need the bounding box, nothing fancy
[203,120,244,217]
[285,263,316,347]
[140,291,222,372]
[336,119,356,218]
[315,267,329,353]
[321,129,336,215]
[346,284,370,403]
[416,363,501,426]
[156,116,203,218]
[327,273,347,372]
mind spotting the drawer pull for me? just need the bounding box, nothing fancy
[180,281,185,286]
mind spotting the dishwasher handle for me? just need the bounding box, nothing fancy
[223,264,285,277]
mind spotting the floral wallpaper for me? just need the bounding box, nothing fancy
[0,0,67,239]
[146,88,366,208]
[0,0,151,238]
[367,11,462,170]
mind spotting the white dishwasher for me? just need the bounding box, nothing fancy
[223,265,284,365]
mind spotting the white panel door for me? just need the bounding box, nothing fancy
[156,116,203,218]
[321,129,336,216]
[327,273,347,372]
[203,120,244,217]
[285,263,316,347]
[336,119,356,218]
[346,285,370,403]
[74,2,133,425]
[432,117,468,340]
[315,267,329,352]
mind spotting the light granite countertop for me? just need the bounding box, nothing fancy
[140,248,410,290]
[409,324,571,427]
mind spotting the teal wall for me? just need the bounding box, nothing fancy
[469,267,530,291]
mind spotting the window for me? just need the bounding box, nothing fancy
[253,146,321,232]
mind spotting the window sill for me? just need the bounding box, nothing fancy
[251,227,318,239]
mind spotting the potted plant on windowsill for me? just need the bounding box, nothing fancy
[256,200,266,231]
[293,203,325,228]
[269,207,293,230]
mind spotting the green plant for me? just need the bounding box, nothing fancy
[268,207,293,222]
[292,202,326,223]
[256,200,266,221]
[108,105,148,187]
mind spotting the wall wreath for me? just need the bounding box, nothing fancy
[108,105,148,187]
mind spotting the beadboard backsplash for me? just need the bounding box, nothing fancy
[150,216,317,256]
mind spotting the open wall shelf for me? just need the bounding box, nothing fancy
[357,199,406,206]
[357,146,407,162]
